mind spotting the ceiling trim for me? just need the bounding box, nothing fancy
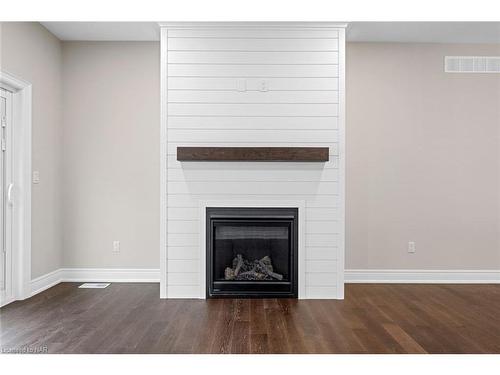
[158,22,348,29]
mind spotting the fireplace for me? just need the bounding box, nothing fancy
[206,207,298,298]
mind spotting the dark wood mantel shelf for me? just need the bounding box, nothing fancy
[177,147,329,162]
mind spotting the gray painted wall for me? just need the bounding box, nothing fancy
[0,22,64,279]
[61,42,160,268]
[346,42,500,270]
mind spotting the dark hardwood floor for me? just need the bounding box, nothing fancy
[1,283,500,354]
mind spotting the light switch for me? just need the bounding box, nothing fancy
[32,171,40,184]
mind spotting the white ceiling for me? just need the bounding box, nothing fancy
[41,22,500,44]
[41,22,160,41]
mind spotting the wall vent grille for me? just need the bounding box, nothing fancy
[445,56,500,73]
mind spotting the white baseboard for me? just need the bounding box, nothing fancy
[30,269,63,296]
[30,268,160,297]
[345,269,500,283]
[61,268,160,283]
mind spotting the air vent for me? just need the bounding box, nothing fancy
[445,56,500,73]
[78,283,110,289]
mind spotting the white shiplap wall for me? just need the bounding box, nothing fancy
[160,23,345,299]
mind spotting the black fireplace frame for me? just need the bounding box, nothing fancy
[206,207,298,298]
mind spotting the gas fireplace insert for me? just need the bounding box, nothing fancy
[206,207,298,298]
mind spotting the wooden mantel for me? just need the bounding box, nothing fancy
[177,147,329,162]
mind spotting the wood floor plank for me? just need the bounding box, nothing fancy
[194,300,223,353]
[382,323,427,354]
[264,299,291,353]
[231,321,250,354]
[1,283,500,354]
[209,299,235,354]
[250,333,269,354]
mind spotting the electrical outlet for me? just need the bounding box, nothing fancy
[408,241,416,253]
[112,240,120,253]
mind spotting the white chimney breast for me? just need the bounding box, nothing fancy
[160,23,346,299]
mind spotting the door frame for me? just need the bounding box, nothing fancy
[0,88,14,306]
[0,70,32,304]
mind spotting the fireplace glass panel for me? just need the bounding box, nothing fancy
[213,223,291,282]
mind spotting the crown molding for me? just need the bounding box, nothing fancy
[158,22,348,29]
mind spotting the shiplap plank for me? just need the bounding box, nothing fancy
[168,220,199,234]
[305,208,339,221]
[306,259,337,273]
[305,286,337,299]
[169,103,337,117]
[167,195,200,208]
[168,64,338,78]
[168,246,199,260]
[306,234,339,247]
[168,273,200,286]
[167,194,339,208]
[168,116,338,130]
[167,260,199,273]
[168,233,199,247]
[168,167,338,182]
[305,273,337,286]
[168,38,338,51]
[167,285,200,298]
[306,221,339,234]
[168,90,339,104]
[168,156,338,169]
[306,260,337,273]
[168,207,199,220]
[168,51,338,65]
[167,181,339,195]
[168,129,337,143]
[168,77,338,90]
[168,29,339,39]
[305,247,338,260]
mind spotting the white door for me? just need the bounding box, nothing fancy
[0,88,13,307]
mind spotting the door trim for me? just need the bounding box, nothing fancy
[0,88,13,306]
[0,70,32,303]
